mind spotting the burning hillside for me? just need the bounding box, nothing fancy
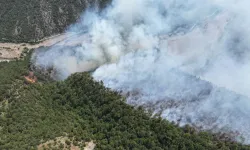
[33,0,250,144]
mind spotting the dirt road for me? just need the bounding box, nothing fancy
[0,32,90,61]
[0,33,76,60]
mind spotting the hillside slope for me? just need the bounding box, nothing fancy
[0,0,111,43]
[0,52,250,150]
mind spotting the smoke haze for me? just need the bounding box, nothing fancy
[33,0,250,143]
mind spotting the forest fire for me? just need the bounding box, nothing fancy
[32,0,250,144]
[24,71,37,84]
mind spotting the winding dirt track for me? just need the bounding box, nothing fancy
[0,32,90,61]
[0,34,67,60]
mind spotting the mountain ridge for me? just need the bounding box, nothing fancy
[0,0,111,43]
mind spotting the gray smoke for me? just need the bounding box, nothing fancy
[33,0,250,143]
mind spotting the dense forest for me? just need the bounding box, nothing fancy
[0,0,111,43]
[1,0,250,149]
[0,51,249,150]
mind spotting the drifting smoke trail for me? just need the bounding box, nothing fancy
[33,0,250,143]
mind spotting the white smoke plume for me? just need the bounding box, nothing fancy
[33,0,250,143]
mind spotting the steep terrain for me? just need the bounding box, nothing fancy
[0,0,111,43]
[30,0,250,143]
[0,51,250,149]
[1,0,250,149]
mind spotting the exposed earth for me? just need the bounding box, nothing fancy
[0,32,90,61]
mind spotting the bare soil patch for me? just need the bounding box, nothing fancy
[37,136,95,150]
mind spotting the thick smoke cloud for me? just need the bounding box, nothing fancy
[33,0,250,143]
